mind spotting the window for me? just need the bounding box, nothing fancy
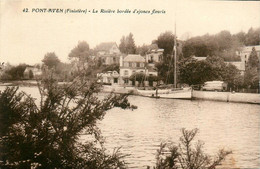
[124,79,129,84]
[140,63,144,67]
[136,63,140,67]
[129,62,132,67]
[132,63,136,67]
[124,70,129,76]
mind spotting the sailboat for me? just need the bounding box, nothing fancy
[136,20,192,99]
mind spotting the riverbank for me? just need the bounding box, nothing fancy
[1,82,259,104]
[192,90,260,104]
[101,85,260,104]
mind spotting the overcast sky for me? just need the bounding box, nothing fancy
[1,0,260,65]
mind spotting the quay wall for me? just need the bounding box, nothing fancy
[192,90,260,104]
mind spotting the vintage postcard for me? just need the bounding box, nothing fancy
[0,0,259,168]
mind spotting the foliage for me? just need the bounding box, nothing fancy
[152,128,232,169]
[102,64,120,73]
[2,64,27,80]
[136,44,150,56]
[247,47,259,68]
[178,55,242,88]
[154,31,176,59]
[243,47,260,89]
[42,52,61,69]
[182,27,260,59]
[155,62,175,84]
[69,41,93,72]
[0,77,135,169]
[178,57,214,85]
[244,67,259,89]
[119,33,136,54]
[29,70,34,79]
[129,72,146,82]
[245,27,260,46]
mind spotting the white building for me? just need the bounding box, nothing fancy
[119,54,158,85]
[97,71,119,85]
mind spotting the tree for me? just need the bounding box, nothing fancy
[244,47,259,89]
[119,33,136,54]
[0,77,135,168]
[29,70,34,79]
[222,64,241,90]
[4,64,27,80]
[153,128,232,169]
[129,72,146,82]
[42,52,60,69]
[245,27,260,46]
[154,31,176,59]
[178,57,216,85]
[69,41,92,72]
[247,47,259,68]
[136,44,149,56]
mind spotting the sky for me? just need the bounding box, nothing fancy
[0,0,260,65]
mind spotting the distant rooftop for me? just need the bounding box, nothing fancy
[151,49,164,53]
[124,54,145,62]
[95,42,117,51]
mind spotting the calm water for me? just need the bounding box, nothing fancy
[1,86,259,168]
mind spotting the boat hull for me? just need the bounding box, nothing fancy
[137,87,192,99]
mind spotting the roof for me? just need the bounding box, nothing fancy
[95,42,117,51]
[123,54,145,62]
[151,48,164,53]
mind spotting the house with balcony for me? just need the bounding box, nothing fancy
[119,54,158,86]
[95,42,121,65]
[146,49,164,65]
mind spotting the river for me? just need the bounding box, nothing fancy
[1,86,259,168]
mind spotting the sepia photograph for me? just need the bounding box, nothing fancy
[0,0,259,168]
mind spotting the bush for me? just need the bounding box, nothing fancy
[151,128,232,169]
[0,77,133,169]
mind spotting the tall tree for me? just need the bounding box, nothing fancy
[42,52,60,69]
[247,47,259,68]
[68,41,92,72]
[245,27,260,46]
[154,31,175,59]
[244,47,259,89]
[119,33,136,54]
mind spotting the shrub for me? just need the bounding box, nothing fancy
[152,128,232,169]
[0,77,133,169]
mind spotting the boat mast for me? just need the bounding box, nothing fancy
[174,17,177,88]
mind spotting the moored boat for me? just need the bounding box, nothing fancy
[136,87,192,99]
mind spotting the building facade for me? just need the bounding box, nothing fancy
[95,42,121,65]
[97,71,119,85]
[119,54,158,85]
[237,45,260,65]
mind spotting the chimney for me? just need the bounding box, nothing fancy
[120,55,123,67]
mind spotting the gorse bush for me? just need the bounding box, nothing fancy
[0,77,134,169]
[152,128,232,169]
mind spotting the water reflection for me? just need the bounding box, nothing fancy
[0,86,259,168]
[98,96,260,168]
